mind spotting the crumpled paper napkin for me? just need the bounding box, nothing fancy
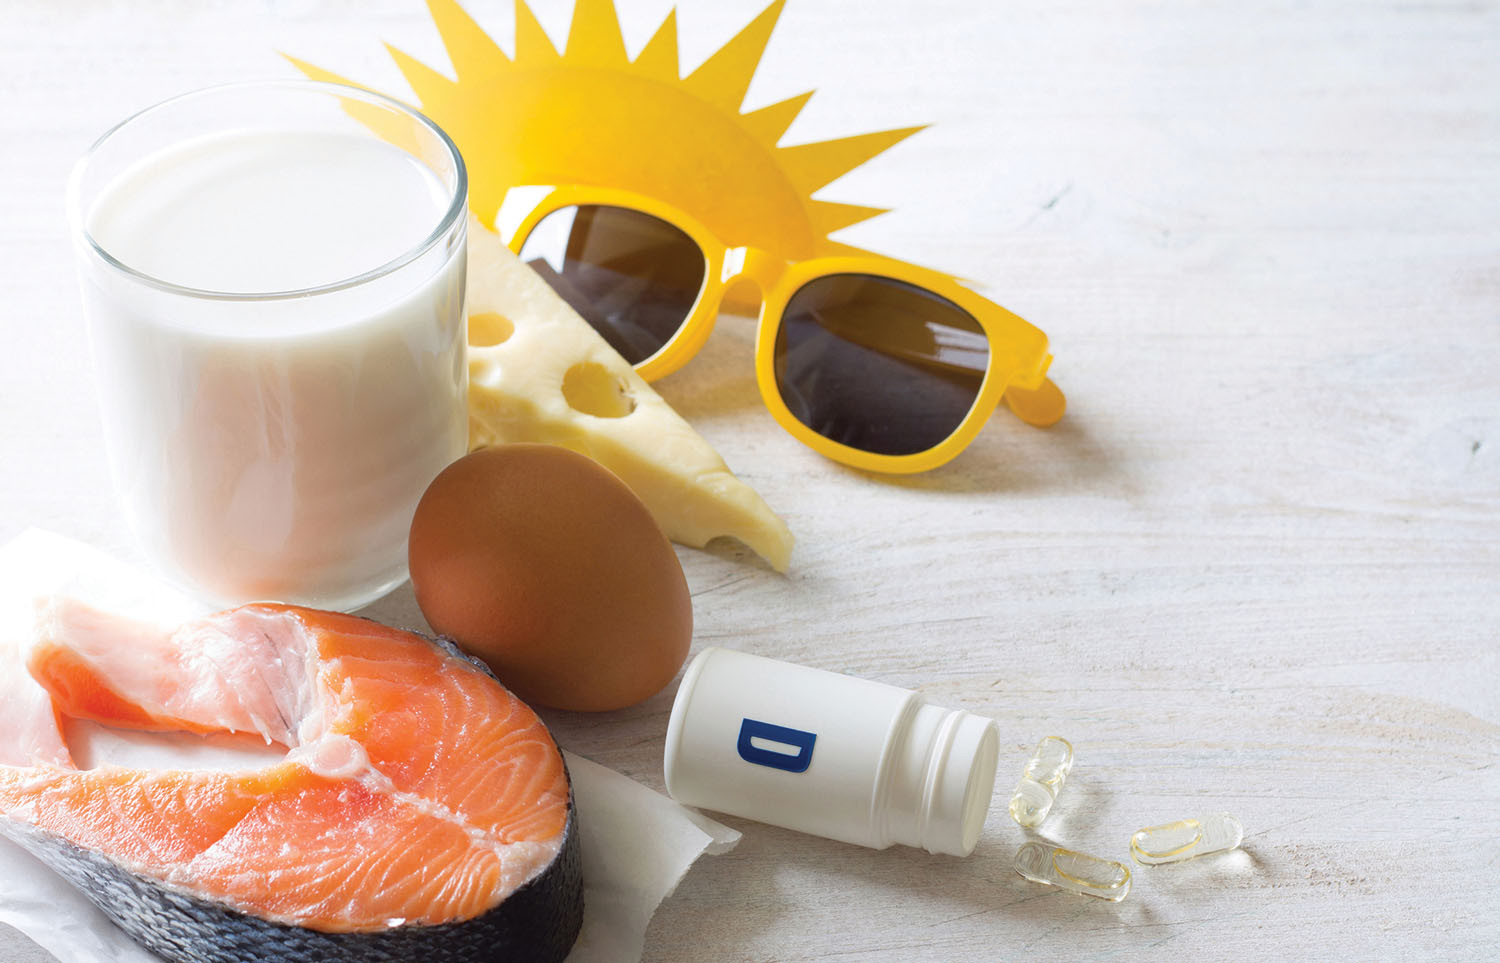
[0,528,737,963]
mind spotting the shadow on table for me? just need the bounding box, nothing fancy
[869,413,1126,497]
[664,374,1126,500]
[682,820,1159,941]
[667,769,1267,950]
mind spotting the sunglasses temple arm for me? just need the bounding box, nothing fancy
[1003,376,1066,428]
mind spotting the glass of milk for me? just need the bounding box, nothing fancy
[67,81,469,611]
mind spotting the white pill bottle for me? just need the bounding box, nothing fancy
[663,648,1000,856]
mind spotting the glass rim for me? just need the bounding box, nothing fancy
[65,78,468,303]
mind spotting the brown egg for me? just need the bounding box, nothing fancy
[408,444,692,712]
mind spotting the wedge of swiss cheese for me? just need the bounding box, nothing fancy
[465,214,794,572]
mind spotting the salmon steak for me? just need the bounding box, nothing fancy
[0,598,582,963]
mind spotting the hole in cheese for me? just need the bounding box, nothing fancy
[562,362,637,418]
[469,311,514,346]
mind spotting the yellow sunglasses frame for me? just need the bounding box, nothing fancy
[503,185,1066,474]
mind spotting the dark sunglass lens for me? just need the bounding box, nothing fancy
[774,274,988,457]
[517,205,706,365]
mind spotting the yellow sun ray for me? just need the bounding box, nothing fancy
[633,10,680,82]
[566,0,629,67]
[740,90,814,148]
[284,54,342,86]
[427,0,511,78]
[778,125,927,195]
[289,0,923,257]
[680,0,784,112]
[385,42,459,102]
[809,200,892,237]
[282,54,430,157]
[512,0,561,64]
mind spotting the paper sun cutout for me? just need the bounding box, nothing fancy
[288,0,924,261]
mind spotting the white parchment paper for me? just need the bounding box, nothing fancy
[0,529,737,963]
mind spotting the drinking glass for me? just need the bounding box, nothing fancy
[67,80,469,611]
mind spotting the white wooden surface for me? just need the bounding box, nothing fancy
[3,0,1498,960]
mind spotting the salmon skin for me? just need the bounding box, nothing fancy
[0,599,583,963]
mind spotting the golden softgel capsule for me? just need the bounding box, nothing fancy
[1013,841,1131,901]
[1008,736,1073,828]
[1129,813,1244,865]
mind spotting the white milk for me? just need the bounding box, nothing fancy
[77,129,467,610]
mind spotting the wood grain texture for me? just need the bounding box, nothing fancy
[2,0,1497,960]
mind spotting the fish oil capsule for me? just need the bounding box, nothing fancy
[1013,840,1131,901]
[1130,813,1244,865]
[1008,736,1073,828]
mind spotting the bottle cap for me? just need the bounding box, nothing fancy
[923,709,999,856]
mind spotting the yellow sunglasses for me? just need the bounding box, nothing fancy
[501,184,1065,474]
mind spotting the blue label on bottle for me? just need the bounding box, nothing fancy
[737,718,817,773]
